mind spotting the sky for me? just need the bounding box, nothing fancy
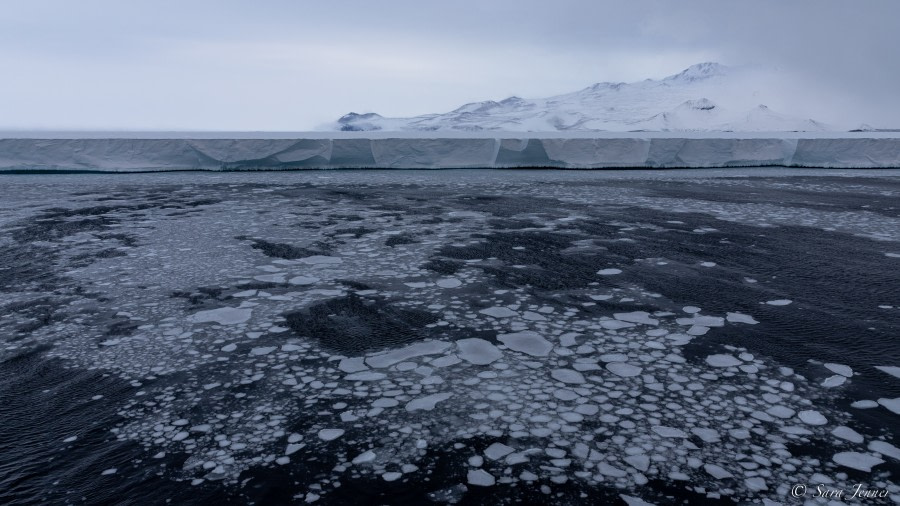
[1,0,898,130]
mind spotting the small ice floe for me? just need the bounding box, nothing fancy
[832,426,864,444]
[614,311,659,326]
[606,362,642,377]
[652,426,687,438]
[765,299,792,306]
[824,363,853,377]
[382,472,402,482]
[233,290,257,298]
[726,312,759,324]
[822,375,846,388]
[63,436,77,443]
[682,306,701,314]
[338,357,368,373]
[249,346,276,356]
[885,253,900,258]
[101,468,117,475]
[877,397,900,415]
[797,410,828,425]
[253,274,285,283]
[221,343,237,352]
[851,400,879,409]
[298,255,342,265]
[288,276,319,286]
[550,369,586,384]
[479,307,517,318]
[317,429,345,441]
[404,282,430,288]
[456,338,502,365]
[188,307,252,325]
[597,268,622,276]
[484,443,515,461]
[875,365,900,379]
[352,450,376,465]
[705,354,742,368]
[405,392,452,412]
[700,262,717,267]
[467,469,495,486]
[436,278,462,288]
[832,452,884,472]
[496,331,552,357]
[703,463,733,479]
[366,341,451,368]
[869,440,900,461]
[522,311,547,321]
[344,371,386,381]
[620,495,656,506]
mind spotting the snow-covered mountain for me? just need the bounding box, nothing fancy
[334,63,829,132]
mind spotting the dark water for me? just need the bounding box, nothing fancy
[0,169,898,505]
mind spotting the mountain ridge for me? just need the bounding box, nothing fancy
[334,63,830,132]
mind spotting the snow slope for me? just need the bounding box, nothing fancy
[334,63,830,132]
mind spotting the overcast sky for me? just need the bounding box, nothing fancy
[1,0,897,130]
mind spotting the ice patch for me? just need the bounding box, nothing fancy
[597,268,622,275]
[765,299,792,306]
[484,443,515,460]
[877,397,900,415]
[652,426,688,438]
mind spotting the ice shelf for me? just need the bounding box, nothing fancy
[1,132,898,171]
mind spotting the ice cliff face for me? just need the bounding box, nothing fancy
[334,63,829,132]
